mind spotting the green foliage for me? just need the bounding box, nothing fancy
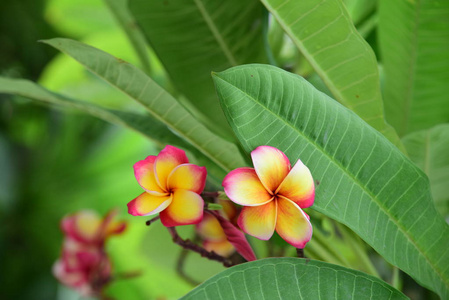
[181,258,407,300]
[212,64,449,298]
[0,77,224,185]
[129,0,267,139]
[378,0,449,136]
[42,38,247,178]
[259,0,403,150]
[403,124,449,219]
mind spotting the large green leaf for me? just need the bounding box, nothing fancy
[212,64,449,298]
[0,77,226,184]
[378,0,449,136]
[259,0,403,150]
[403,124,449,219]
[181,258,407,300]
[129,0,266,138]
[40,38,247,178]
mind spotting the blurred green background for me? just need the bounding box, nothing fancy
[0,0,227,299]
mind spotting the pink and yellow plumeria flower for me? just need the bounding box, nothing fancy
[54,209,126,296]
[128,145,207,227]
[53,238,111,297]
[223,146,315,248]
[196,212,234,257]
[61,209,126,246]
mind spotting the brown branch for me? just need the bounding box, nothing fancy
[112,270,142,281]
[201,191,219,198]
[167,227,234,267]
[296,248,305,258]
[146,216,160,226]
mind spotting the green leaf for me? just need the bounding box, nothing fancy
[259,0,403,150]
[0,77,226,183]
[378,0,449,136]
[181,258,407,300]
[212,64,449,298]
[40,38,247,178]
[103,0,151,74]
[343,0,376,26]
[129,0,266,139]
[403,124,449,219]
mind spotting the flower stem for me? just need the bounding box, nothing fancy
[145,216,160,226]
[167,227,234,267]
[176,247,200,286]
[201,191,219,198]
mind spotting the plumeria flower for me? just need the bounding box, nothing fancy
[223,146,315,248]
[61,209,126,246]
[128,145,207,227]
[53,238,111,297]
[53,209,126,296]
[196,212,234,257]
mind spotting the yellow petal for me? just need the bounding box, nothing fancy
[222,167,272,206]
[276,158,315,208]
[159,189,204,226]
[251,146,291,193]
[134,155,166,195]
[154,145,189,190]
[196,213,226,241]
[203,239,235,257]
[168,163,207,193]
[275,197,312,248]
[237,200,277,240]
[127,192,172,216]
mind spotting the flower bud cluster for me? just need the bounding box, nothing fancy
[53,210,126,296]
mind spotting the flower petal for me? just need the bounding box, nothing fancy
[168,163,207,194]
[251,146,291,192]
[203,239,235,257]
[134,155,166,195]
[276,158,315,208]
[196,213,226,241]
[61,210,101,244]
[102,209,127,237]
[222,167,272,206]
[127,192,172,216]
[154,145,189,190]
[275,197,313,248]
[159,189,203,226]
[237,200,277,240]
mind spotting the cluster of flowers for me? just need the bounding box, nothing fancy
[128,145,315,249]
[53,210,126,297]
[54,144,315,295]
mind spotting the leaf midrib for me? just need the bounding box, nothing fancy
[214,72,447,288]
[193,0,238,66]
[401,0,421,136]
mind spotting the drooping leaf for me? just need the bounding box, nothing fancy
[403,124,449,219]
[378,0,449,136]
[212,64,449,298]
[0,77,225,184]
[181,258,407,300]
[40,38,247,178]
[259,0,403,150]
[129,0,266,139]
